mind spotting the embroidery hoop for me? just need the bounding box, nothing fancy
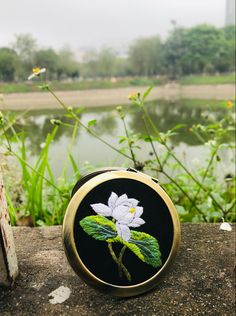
[63,168,181,297]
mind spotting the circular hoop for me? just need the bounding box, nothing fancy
[63,169,180,297]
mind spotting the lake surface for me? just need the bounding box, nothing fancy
[10,99,234,179]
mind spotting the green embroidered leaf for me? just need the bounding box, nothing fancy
[108,230,162,268]
[127,231,162,268]
[80,215,117,241]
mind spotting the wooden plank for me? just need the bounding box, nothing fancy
[0,172,18,287]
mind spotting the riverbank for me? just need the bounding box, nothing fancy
[0,84,235,111]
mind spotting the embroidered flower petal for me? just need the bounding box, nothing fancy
[90,203,112,217]
[112,205,129,222]
[115,194,128,207]
[108,192,118,209]
[119,212,134,225]
[135,206,143,218]
[116,222,131,241]
[128,198,139,207]
[129,217,145,227]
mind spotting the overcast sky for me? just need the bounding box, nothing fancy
[1,0,226,52]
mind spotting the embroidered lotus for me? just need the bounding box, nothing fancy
[80,192,162,282]
[91,192,145,241]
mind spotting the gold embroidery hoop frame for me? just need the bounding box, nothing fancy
[62,169,181,297]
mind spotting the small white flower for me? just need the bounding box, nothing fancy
[220,218,232,231]
[91,192,145,242]
[28,67,46,80]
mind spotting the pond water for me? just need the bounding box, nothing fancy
[10,99,234,179]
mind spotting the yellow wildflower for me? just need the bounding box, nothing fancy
[226,100,233,108]
[128,91,138,101]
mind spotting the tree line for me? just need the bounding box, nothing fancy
[0,24,235,82]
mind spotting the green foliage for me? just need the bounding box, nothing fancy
[12,33,37,64]
[34,49,59,79]
[1,87,235,226]
[0,112,80,226]
[124,231,162,268]
[12,33,37,77]
[80,215,162,268]
[0,34,79,82]
[0,24,235,83]
[80,215,117,240]
[0,48,21,81]
[128,36,162,76]
[57,46,80,79]
[80,48,117,78]
[163,24,236,78]
[180,73,235,85]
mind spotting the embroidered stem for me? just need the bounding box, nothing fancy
[107,243,131,282]
[118,246,131,282]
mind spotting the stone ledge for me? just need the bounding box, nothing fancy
[0,224,235,316]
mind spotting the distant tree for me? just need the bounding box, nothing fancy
[81,50,99,78]
[57,46,80,79]
[81,48,117,78]
[115,57,129,77]
[163,24,232,78]
[217,25,236,72]
[12,34,37,73]
[128,36,162,76]
[97,48,117,77]
[181,25,226,74]
[0,48,20,81]
[162,28,187,79]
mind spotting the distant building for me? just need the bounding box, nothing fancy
[225,0,235,26]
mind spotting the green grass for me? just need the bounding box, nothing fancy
[0,73,234,94]
[180,73,235,85]
[0,77,166,94]
[173,99,231,108]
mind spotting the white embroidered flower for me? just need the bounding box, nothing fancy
[28,67,46,80]
[91,192,145,242]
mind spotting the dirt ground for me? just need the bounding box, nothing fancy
[0,224,235,315]
[0,84,235,111]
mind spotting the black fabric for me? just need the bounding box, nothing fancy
[73,178,174,286]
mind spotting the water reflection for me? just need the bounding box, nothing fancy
[91,111,118,136]
[14,113,82,155]
[8,99,232,177]
[128,101,227,145]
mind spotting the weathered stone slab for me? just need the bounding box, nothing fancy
[0,224,235,316]
[0,173,18,287]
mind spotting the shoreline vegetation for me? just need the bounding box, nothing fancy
[1,87,235,226]
[0,73,235,95]
[0,83,234,111]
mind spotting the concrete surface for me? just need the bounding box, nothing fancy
[0,224,235,316]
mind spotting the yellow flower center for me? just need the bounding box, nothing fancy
[32,67,41,74]
[129,207,136,213]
